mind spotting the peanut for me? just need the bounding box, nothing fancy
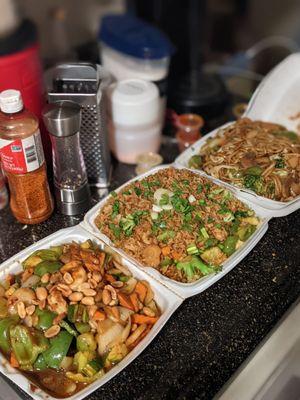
[63,272,74,285]
[36,287,48,301]
[68,292,83,302]
[41,273,50,284]
[82,288,96,297]
[45,325,61,338]
[92,272,102,283]
[81,296,95,306]
[88,279,98,289]
[17,301,26,319]
[24,315,33,327]
[111,281,124,288]
[26,305,36,316]
[102,289,111,305]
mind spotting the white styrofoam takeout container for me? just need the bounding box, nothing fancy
[175,53,300,217]
[0,225,182,400]
[83,165,270,299]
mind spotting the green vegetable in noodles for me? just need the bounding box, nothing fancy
[273,130,299,142]
[245,166,263,176]
[275,158,285,168]
[188,155,203,169]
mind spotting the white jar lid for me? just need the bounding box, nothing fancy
[111,79,160,126]
[0,89,23,113]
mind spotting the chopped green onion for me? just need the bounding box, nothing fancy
[200,227,209,239]
[134,187,142,196]
[187,243,199,255]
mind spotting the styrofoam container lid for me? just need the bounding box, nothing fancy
[111,79,160,126]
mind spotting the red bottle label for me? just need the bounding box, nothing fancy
[0,130,44,174]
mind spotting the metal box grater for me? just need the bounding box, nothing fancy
[45,63,112,187]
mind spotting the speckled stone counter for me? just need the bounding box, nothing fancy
[0,161,299,400]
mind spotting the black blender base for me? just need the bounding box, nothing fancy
[167,71,228,120]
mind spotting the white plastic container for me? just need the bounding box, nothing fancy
[83,165,270,299]
[109,79,162,164]
[175,54,300,217]
[0,224,182,400]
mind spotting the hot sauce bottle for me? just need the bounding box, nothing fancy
[0,89,53,224]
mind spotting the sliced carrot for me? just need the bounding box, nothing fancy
[130,325,152,348]
[10,352,19,368]
[105,274,116,283]
[161,246,171,256]
[93,310,106,321]
[135,282,147,303]
[131,313,158,325]
[129,292,139,312]
[117,292,134,311]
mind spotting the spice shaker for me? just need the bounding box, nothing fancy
[42,101,91,215]
[0,89,53,224]
[45,63,112,187]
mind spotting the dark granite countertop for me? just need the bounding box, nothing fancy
[0,158,299,400]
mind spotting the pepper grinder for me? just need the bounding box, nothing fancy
[42,100,91,215]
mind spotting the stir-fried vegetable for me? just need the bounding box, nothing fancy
[96,168,260,283]
[188,118,300,201]
[0,241,161,398]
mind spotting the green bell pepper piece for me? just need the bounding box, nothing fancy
[34,261,62,277]
[49,246,63,258]
[223,236,239,256]
[35,249,61,261]
[43,330,73,369]
[10,325,49,368]
[67,304,89,323]
[35,308,57,331]
[75,322,90,334]
[34,353,47,370]
[60,320,78,337]
[0,316,19,354]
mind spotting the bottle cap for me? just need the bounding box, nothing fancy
[0,89,23,113]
